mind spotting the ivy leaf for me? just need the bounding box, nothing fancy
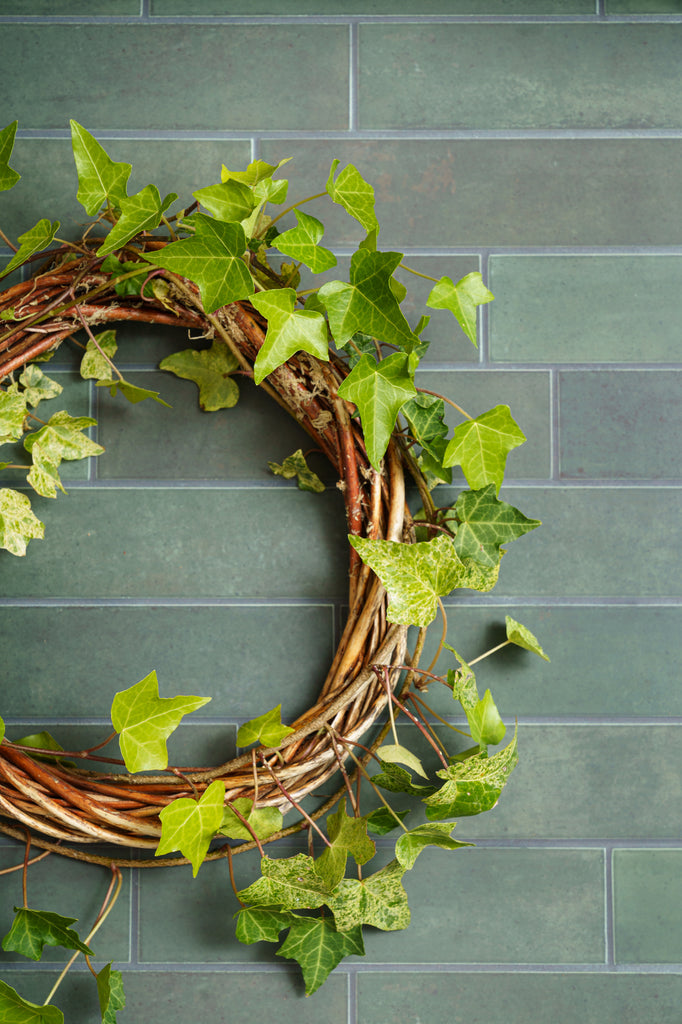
[445,647,478,710]
[451,485,541,568]
[70,120,131,216]
[0,121,20,192]
[267,449,325,493]
[159,340,240,411]
[156,779,225,876]
[466,689,506,747]
[424,731,518,820]
[110,669,211,773]
[315,801,376,889]
[505,615,550,661]
[364,807,409,835]
[375,743,428,779]
[426,271,494,347]
[193,179,257,223]
[237,854,332,911]
[2,907,93,961]
[97,185,178,258]
[276,210,337,273]
[143,214,254,314]
[326,159,379,236]
[218,797,283,842]
[80,330,118,381]
[370,760,436,797]
[0,219,60,280]
[277,917,364,997]
[19,366,63,408]
[336,352,417,469]
[13,731,74,767]
[95,379,172,408]
[250,287,329,386]
[234,907,295,945]
[24,411,104,463]
[442,404,526,494]
[96,963,126,1024]
[317,249,419,351]
[237,704,294,749]
[402,393,448,459]
[0,383,28,442]
[221,157,291,188]
[100,256,151,298]
[26,442,66,499]
[0,715,4,744]
[0,980,63,1024]
[0,488,44,556]
[395,822,472,871]
[327,858,410,932]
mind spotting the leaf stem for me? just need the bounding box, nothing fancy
[334,737,410,833]
[467,639,511,667]
[74,305,123,381]
[408,691,472,737]
[22,830,30,907]
[266,191,327,230]
[417,387,473,421]
[259,754,332,849]
[397,262,439,283]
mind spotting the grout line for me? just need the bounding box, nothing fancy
[551,368,560,482]
[478,250,491,367]
[4,14,682,24]
[348,970,357,1024]
[605,844,616,967]
[1,595,680,609]
[14,127,682,141]
[348,22,358,133]
[130,865,140,966]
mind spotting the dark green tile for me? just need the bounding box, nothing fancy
[4,25,348,130]
[360,25,682,130]
[260,140,682,248]
[489,255,682,364]
[613,850,682,963]
[0,604,334,720]
[3,1,139,10]
[154,0,594,10]
[0,487,349,599]
[607,0,682,9]
[559,370,682,479]
[357,972,682,1024]
[0,254,23,290]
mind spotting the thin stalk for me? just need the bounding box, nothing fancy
[266,191,327,230]
[334,737,409,833]
[224,800,264,857]
[417,386,473,421]
[226,845,245,906]
[259,754,332,849]
[403,693,450,757]
[324,724,359,815]
[74,306,123,380]
[467,639,512,667]
[0,226,17,251]
[409,691,472,737]
[377,666,400,747]
[384,688,449,770]
[0,849,51,877]
[398,262,439,283]
[22,831,30,907]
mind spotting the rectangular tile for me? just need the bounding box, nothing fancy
[607,0,682,9]
[613,850,682,963]
[360,25,682,130]
[4,1,139,10]
[489,255,682,365]
[559,370,682,479]
[4,25,348,130]
[153,0,594,10]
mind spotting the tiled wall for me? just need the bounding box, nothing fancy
[1,3,681,1022]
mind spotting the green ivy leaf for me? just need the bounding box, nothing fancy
[395,822,471,870]
[402,393,448,459]
[221,157,291,188]
[267,449,325,493]
[326,159,379,236]
[234,906,295,945]
[370,760,436,797]
[193,179,257,223]
[466,689,506,747]
[277,917,364,997]
[276,210,337,273]
[0,383,28,442]
[143,213,254,314]
[159,340,240,411]
[96,963,126,1024]
[237,704,294,749]
[0,488,44,556]
[317,249,418,351]
[445,647,478,711]
[250,287,329,386]
[424,731,518,820]
[110,669,211,773]
[364,807,409,835]
[95,379,172,408]
[19,365,63,408]
[451,484,541,568]
[442,404,526,494]
[505,615,550,661]
[24,411,104,464]
[156,779,225,876]
[237,854,332,911]
[100,256,150,297]
[337,352,417,469]
[327,858,410,932]
[315,801,376,890]
[80,330,118,381]
[0,121,20,192]
[70,120,131,216]
[0,715,4,744]
[218,797,283,842]
[0,218,60,280]
[97,185,178,257]
[26,442,66,499]
[0,980,63,1024]
[426,271,494,347]
[2,907,93,961]
[13,730,74,767]
[375,743,428,779]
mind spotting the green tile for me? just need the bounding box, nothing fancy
[489,255,682,364]
[607,0,682,10]
[360,25,682,130]
[613,850,682,963]
[4,25,348,131]
[3,1,139,10]
[0,254,23,290]
[0,604,334,720]
[357,972,682,1024]
[414,368,551,481]
[260,140,682,248]
[559,370,682,479]
[154,0,594,10]
[0,487,349,598]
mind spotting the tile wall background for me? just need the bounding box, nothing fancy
[1,2,681,1022]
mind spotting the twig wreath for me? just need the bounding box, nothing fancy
[0,121,549,1013]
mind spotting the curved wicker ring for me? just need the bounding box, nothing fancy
[0,257,418,868]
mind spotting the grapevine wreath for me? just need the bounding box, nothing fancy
[0,121,548,1009]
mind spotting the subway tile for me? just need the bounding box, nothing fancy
[4,25,348,131]
[489,255,682,365]
[607,0,682,9]
[0,604,334,721]
[559,370,682,479]
[3,1,139,10]
[613,850,682,963]
[357,972,682,1024]
[360,25,682,130]
[153,0,594,10]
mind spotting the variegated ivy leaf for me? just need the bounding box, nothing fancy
[336,352,417,469]
[159,340,240,411]
[18,365,63,407]
[424,730,518,820]
[97,184,178,257]
[375,743,428,779]
[0,121,20,192]
[0,488,44,556]
[70,120,131,216]
[2,907,93,961]
[237,704,294,749]
[444,646,478,710]
[277,917,364,997]
[0,218,60,280]
[0,383,28,442]
[426,271,494,347]
[442,404,526,493]
[96,963,126,1024]
[315,801,376,890]
[80,330,118,381]
[250,287,329,386]
[110,669,211,773]
[26,441,65,499]
[276,210,337,273]
[156,779,225,876]
[451,484,541,568]
[237,853,332,911]
[24,410,104,463]
[394,822,471,871]
[466,689,506,747]
[327,858,410,932]
[326,159,379,236]
[0,979,63,1024]
[505,615,550,661]
[267,449,325,493]
[218,797,283,842]
[364,807,409,835]
[371,760,437,797]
